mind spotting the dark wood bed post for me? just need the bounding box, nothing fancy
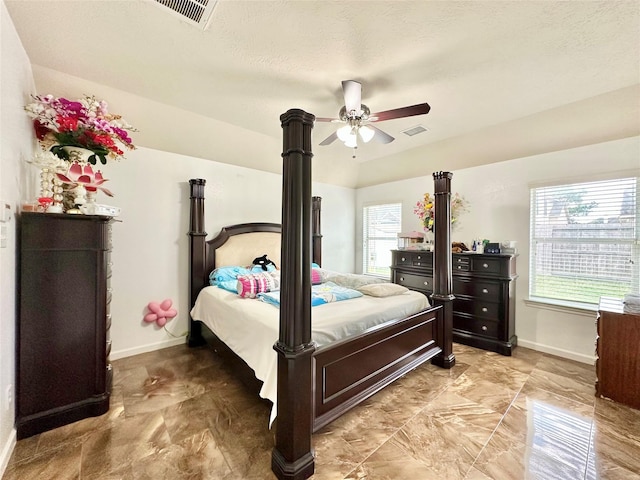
[431,171,456,368]
[312,196,322,267]
[187,178,207,347]
[272,109,316,480]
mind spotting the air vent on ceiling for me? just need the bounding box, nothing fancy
[402,125,428,137]
[151,0,218,29]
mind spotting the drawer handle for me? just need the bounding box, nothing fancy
[401,257,406,262]
[483,263,489,268]
[400,277,405,281]
[416,262,421,266]
[423,281,429,286]
[417,255,422,260]
[481,325,488,331]
[482,307,488,312]
[457,266,462,269]
[482,288,489,293]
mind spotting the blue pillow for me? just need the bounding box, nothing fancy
[217,280,240,293]
[209,266,251,285]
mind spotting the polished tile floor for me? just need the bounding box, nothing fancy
[4,343,640,479]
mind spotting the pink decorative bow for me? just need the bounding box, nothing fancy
[143,299,178,327]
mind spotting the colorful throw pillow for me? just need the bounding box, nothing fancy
[258,281,362,308]
[237,271,281,298]
[311,268,322,285]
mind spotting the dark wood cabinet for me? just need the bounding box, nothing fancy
[391,250,518,355]
[17,212,114,439]
[595,297,640,410]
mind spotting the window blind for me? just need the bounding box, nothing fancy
[363,203,402,277]
[529,176,639,306]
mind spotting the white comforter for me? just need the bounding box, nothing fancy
[190,286,429,426]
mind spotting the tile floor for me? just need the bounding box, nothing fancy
[4,343,640,479]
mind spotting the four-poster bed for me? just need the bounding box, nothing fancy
[187,109,455,480]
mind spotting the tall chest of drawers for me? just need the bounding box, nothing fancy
[595,297,640,410]
[17,212,114,438]
[391,250,518,355]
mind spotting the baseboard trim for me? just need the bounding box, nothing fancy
[0,428,16,478]
[518,339,595,365]
[110,337,186,360]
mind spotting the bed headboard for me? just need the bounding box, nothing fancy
[187,179,322,312]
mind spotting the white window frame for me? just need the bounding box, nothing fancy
[362,203,402,278]
[529,175,639,310]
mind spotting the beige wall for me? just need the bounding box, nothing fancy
[0,0,37,471]
[356,136,640,363]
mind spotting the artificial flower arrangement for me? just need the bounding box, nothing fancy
[24,94,136,165]
[414,192,469,232]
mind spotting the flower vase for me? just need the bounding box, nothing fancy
[60,146,95,164]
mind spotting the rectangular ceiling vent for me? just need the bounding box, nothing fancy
[402,125,428,137]
[151,0,218,29]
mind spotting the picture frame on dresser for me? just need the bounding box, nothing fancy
[391,250,518,355]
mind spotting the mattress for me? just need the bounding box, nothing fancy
[190,285,430,426]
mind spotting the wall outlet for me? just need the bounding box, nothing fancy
[5,385,12,411]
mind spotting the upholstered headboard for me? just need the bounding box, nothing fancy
[188,179,322,312]
[214,231,281,269]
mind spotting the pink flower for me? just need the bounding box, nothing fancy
[56,162,114,197]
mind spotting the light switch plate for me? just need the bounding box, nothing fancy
[0,202,11,223]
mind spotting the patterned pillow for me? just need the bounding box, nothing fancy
[236,271,281,298]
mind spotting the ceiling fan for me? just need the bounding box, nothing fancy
[316,80,431,154]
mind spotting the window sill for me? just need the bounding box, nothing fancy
[524,297,598,317]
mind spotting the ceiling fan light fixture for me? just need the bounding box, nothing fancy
[358,125,375,143]
[336,124,352,142]
[344,134,358,148]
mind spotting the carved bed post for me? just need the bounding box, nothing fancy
[187,178,207,347]
[312,196,322,267]
[431,171,456,368]
[272,109,316,480]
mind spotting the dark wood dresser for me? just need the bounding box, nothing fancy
[391,250,518,355]
[17,212,114,438]
[595,297,640,410]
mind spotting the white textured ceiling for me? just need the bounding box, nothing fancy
[5,0,640,187]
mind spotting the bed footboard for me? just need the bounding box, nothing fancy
[312,305,443,431]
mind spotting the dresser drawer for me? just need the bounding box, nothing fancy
[453,278,502,300]
[470,257,503,275]
[396,272,432,292]
[454,298,500,321]
[411,253,431,267]
[393,251,432,267]
[454,314,499,339]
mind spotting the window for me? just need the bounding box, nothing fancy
[363,203,401,277]
[529,176,639,307]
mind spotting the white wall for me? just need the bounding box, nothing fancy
[0,0,37,473]
[357,136,640,364]
[104,148,354,359]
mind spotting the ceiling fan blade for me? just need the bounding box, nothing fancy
[370,102,431,122]
[319,131,339,146]
[342,80,362,115]
[315,117,341,123]
[368,124,395,144]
